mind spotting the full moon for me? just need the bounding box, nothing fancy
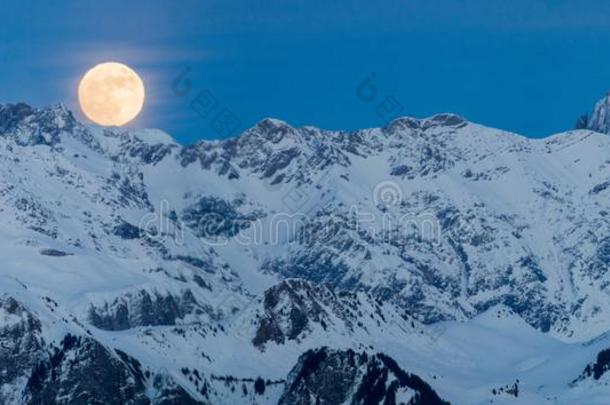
[78,62,145,126]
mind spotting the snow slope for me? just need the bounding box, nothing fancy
[2,100,610,403]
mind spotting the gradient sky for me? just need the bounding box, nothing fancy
[3,1,610,143]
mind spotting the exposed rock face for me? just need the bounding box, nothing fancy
[253,279,317,347]
[8,102,610,341]
[574,346,610,383]
[0,294,205,405]
[0,296,45,404]
[25,334,151,405]
[0,103,78,147]
[23,333,204,404]
[279,347,449,405]
[87,289,209,331]
[151,374,203,405]
[179,117,353,185]
[113,221,142,240]
[181,196,259,239]
[576,93,610,134]
[6,102,610,403]
[252,279,416,349]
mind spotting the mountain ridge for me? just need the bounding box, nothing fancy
[1,96,610,403]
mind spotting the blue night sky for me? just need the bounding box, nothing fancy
[3,1,610,144]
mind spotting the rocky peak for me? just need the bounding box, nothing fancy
[384,113,467,133]
[0,295,45,404]
[252,279,335,348]
[576,92,610,134]
[0,102,79,146]
[251,278,418,349]
[242,118,300,146]
[423,113,468,128]
[0,103,36,128]
[279,347,449,405]
[256,117,293,132]
[98,127,178,165]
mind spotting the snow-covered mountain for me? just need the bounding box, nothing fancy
[577,92,610,134]
[2,98,610,403]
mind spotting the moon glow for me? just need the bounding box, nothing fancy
[78,62,145,126]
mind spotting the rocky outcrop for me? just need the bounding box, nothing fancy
[0,296,45,404]
[151,374,203,404]
[181,196,258,239]
[0,103,102,150]
[279,347,449,405]
[25,334,151,404]
[576,92,610,134]
[87,289,209,331]
[573,347,610,383]
[24,333,204,404]
[0,295,204,404]
[251,279,416,349]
